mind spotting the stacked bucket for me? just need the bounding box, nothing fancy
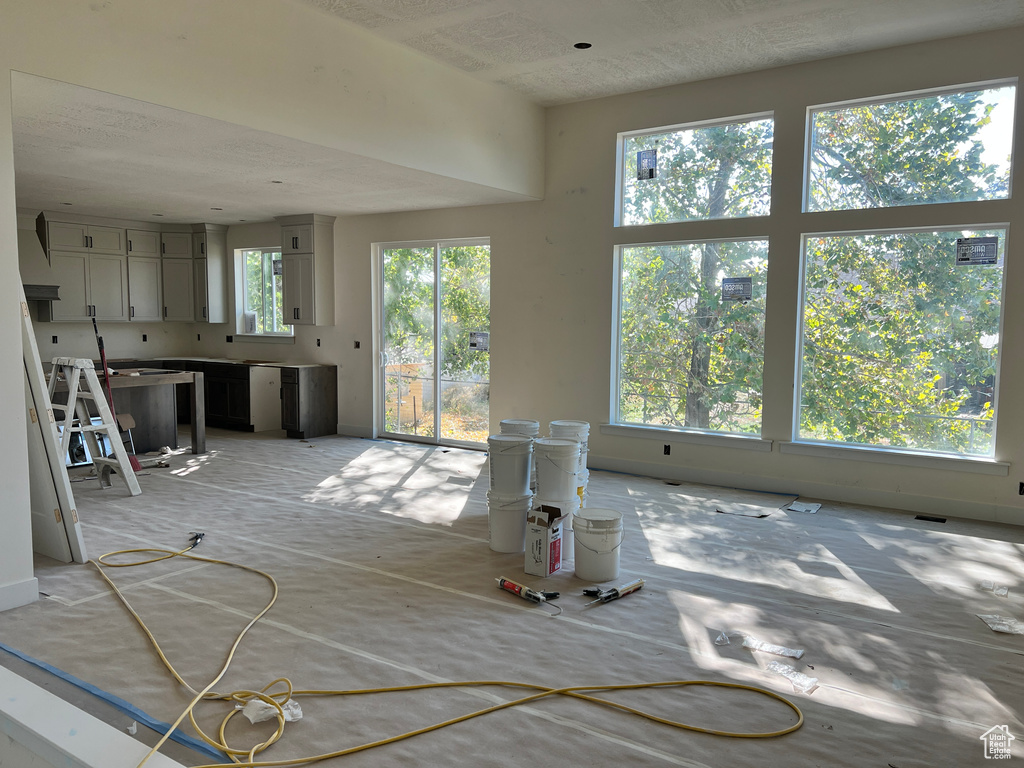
[486,432,535,553]
[486,418,592,558]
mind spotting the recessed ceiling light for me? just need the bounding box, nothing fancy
[239,219,247,222]
[574,42,592,50]
[271,180,284,184]
[210,207,223,211]
[152,213,164,217]
[60,202,73,206]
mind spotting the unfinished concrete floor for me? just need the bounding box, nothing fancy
[2,428,1023,767]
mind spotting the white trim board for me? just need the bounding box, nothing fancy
[0,666,186,768]
[589,454,1024,526]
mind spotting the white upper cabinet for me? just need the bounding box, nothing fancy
[275,214,335,326]
[44,220,125,254]
[45,251,129,322]
[161,232,192,258]
[128,256,162,322]
[191,225,227,323]
[127,229,161,257]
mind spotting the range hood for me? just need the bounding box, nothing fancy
[23,284,60,301]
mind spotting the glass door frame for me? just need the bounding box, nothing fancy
[373,237,490,449]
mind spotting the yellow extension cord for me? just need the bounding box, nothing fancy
[90,545,804,768]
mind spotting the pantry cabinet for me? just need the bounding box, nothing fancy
[127,255,163,322]
[275,214,335,326]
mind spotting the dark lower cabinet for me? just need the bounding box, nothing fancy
[281,365,337,439]
[204,362,253,430]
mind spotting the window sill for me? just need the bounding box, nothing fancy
[779,440,1009,476]
[601,423,773,452]
[233,333,295,344]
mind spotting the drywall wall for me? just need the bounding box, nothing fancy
[1,0,543,199]
[1,78,38,612]
[332,27,1024,524]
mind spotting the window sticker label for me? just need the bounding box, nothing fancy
[273,259,284,275]
[722,276,753,302]
[469,331,489,351]
[956,236,999,265]
[637,149,657,180]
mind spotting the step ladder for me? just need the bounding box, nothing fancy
[46,357,142,496]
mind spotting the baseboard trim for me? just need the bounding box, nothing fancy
[0,578,38,613]
[589,454,1024,526]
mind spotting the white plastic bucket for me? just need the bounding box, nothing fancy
[573,508,624,582]
[487,491,532,553]
[535,495,581,561]
[500,419,540,436]
[488,434,533,497]
[550,420,590,475]
[534,438,581,501]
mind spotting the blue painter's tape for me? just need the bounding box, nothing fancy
[0,640,226,762]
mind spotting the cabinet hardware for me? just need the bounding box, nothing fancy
[88,236,93,248]
[130,306,135,318]
[202,306,207,319]
[201,242,205,255]
[128,240,132,252]
[161,242,166,254]
[164,306,168,318]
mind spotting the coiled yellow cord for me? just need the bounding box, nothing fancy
[90,546,803,768]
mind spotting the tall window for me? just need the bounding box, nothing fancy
[616,239,769,434]
[241,248,291,335]
[619,114,774,226]
[798,81,1015,458]
[614,112,774,436]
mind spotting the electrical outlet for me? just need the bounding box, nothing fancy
[226,335,233,343]
[197,334,201,341]
[354,340,361,349]
[51,335,58,344]
[142,334,147,342]
[316,338,321,347]
[1019,481,1023,495]
[663,444,671,456]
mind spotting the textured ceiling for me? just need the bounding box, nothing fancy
[11,74,533,226]
[299,0,1024,105]
[12,1,1024,224]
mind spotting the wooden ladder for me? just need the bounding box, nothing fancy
[47,357,142,496]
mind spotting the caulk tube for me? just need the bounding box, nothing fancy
[496,577,545,603]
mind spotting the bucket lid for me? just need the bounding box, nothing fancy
[534,437,580,452]
[573,508,622,529]
[488,434,533,450]
[500,419,540,433]
[549,420,590,431]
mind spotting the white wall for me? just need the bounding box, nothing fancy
[333,27,1024,525]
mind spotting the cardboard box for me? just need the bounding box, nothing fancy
[525,505,566,577]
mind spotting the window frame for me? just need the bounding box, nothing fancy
[614,110,775,228]
[237,247,293,339]
[793,221,1010,459]
[801,78,1018,213]
[612,236,771,438]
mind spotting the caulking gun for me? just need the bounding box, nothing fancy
[496,577,559,603]
[582,578,645,608]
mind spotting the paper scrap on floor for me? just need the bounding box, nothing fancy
[787,501,821,514]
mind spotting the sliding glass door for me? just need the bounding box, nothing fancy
[378,239,490,446]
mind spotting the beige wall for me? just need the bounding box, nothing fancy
[333,27,1024,525]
